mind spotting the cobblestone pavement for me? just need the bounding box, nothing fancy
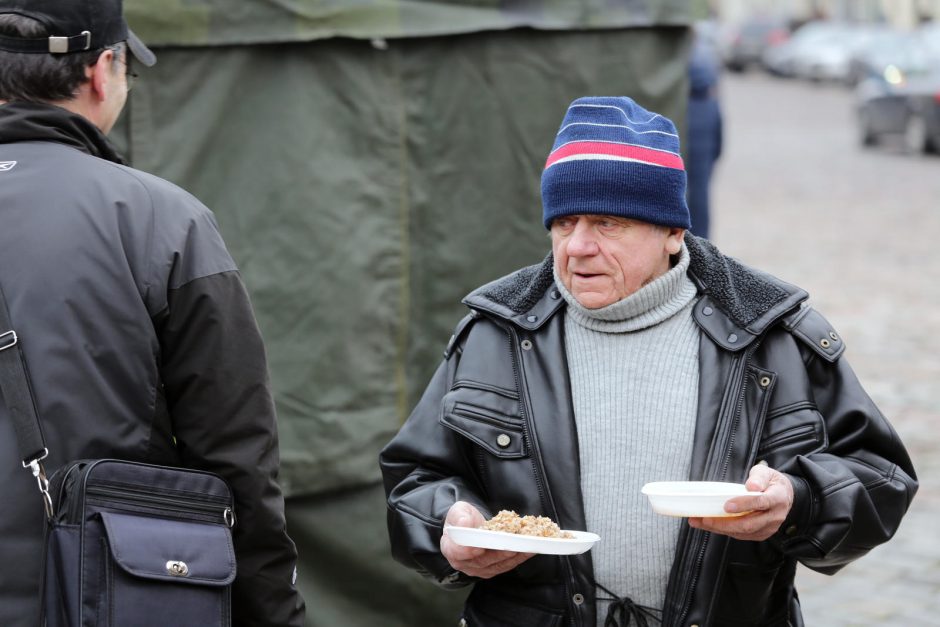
[711,72,940,626]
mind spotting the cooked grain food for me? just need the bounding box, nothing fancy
[481,510,573,539]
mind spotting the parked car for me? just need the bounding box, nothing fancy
[856,70,940,154]
[763,20,846,77]
[846,29,935,87]
[919,20,940,59]
[792,24,887,83]
[720,14,789,72]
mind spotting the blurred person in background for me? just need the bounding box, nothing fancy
[0,1,304,625]
[380,96,917,626]
[686,27,723,239]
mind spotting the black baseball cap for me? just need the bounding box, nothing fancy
[0,0,156,66]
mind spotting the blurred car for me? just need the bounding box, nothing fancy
[792,24,887,83]
[856,70,940,154]
[763,20,846,77]
[720,14,789,72]
[846,29,935,87]
[919,20,940,59]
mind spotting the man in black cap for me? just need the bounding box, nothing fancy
[0,2,305,626]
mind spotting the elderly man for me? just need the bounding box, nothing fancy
[0,1,304,625]
[380,96,917,626]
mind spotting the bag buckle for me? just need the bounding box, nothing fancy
[0,329,17,351]
[22,449,54,520]
[166,560,190,577]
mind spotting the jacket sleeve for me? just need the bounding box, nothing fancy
[156,270,305,626]
[774,310,917,574]
[379,325,491,588]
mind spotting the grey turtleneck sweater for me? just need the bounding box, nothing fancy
[555,244,700,623]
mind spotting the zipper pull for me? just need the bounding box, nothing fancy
[223,507,236,528]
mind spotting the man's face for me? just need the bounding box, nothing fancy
[551,215,684,309]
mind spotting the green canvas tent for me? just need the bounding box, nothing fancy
[116,2,694,624]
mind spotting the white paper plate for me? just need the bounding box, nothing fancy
[641,481,763,517]
[444,525,600,555]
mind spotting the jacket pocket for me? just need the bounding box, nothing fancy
[757,405,827,461]
[441,385,527,459]
[461,591,564,627]
[712,560,787,626]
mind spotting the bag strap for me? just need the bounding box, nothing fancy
[0,283,54,517]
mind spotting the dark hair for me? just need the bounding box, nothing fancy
[0,13,118,102]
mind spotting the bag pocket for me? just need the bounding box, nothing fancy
[99,511,236,627]
[42,524,81,627]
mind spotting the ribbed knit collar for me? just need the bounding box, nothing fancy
[0,101,125,164]
[555,243,698,333]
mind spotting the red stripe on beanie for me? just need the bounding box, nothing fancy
[545,141,684,171]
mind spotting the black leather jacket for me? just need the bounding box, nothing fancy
[380,235,917,627]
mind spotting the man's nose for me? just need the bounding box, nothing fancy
[566,221,599,256]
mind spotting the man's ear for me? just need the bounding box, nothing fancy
[88,48,116,102]
[665,227,685,255]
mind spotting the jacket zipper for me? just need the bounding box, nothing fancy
[506,325,580,627]
[675,346,753,626]
[719,352,750,483]
[475,448,490,494]
[506,327,550,528]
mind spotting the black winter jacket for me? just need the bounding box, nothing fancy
[0,102,304,626]
[381,235,917,627]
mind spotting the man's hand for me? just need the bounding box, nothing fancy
[440,501,535,579]
[688,463,795,541]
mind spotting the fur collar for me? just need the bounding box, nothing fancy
[464,234,807,332]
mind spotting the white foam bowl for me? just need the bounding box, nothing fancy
[445,526,600,555]
[641,481,761,517]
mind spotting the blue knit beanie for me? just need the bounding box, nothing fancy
[541,96,691,230]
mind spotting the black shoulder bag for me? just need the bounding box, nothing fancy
[0,284,237,627]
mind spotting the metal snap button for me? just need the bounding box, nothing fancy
[820,338,831,348]
[829,331,839,341]
[521,339,533,351]
[759,376,771,388]
[166,560,189,577]
[785,524,798,536]
[526,315,538,323]
[551,290,560,299]
[573,593,585,605]
[727,333,738,343]
[702,306,713,316]
[496,433,511,448]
